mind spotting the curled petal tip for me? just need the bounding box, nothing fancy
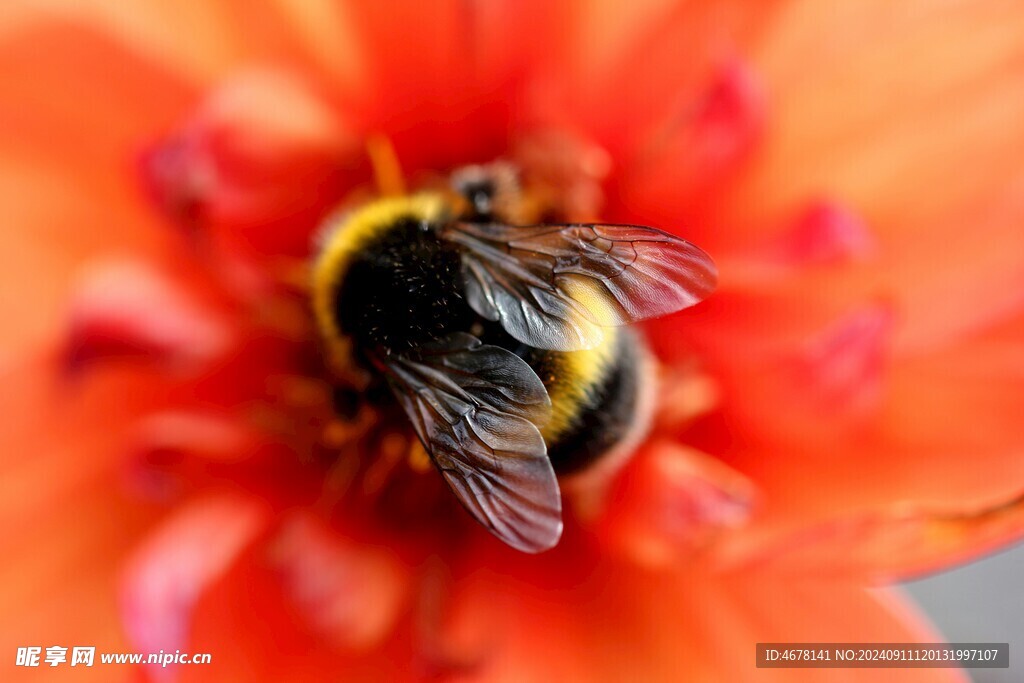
[120,496,270,661]
[137,135,210,228]
[138,69,363,255]
[62,260,231,375]
[691,58,766,169]
[794,304,896,417]
[599,441,756,567]
[620,57,766,213]
[269,514,410,650]
[131,411,257,461]
[776,200,877,266]
[723,489,1024,580]
[122,412,258,501]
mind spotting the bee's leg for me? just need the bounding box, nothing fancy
[366,134,406,197]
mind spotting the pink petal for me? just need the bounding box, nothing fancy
[611,58,766,233]
[63,259,231,374]
[140,68,362,257]
[119,495,270,676]
[130,411,257,463]
[792,304,896,418]
[597,440,756,567]
[689,59,766,173]
[122,411,260,501]
[772,200,877,266]
[268,513,410,650]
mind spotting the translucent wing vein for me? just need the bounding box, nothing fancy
[380,333,562,552]
[443,222,717,351]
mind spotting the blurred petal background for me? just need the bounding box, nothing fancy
[1,1,1023,681]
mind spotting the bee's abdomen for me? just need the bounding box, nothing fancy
[335,219,475,354]
[524,329,643,476]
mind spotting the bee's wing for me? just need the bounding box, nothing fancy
[379,333,562,553]
[441,222,717,351]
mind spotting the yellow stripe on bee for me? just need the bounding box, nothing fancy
[559,274,622,327]
[311,193,449,365]
[541,327,618,442]
[311,194,619,443]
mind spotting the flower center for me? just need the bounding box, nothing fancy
[67,121,736,560]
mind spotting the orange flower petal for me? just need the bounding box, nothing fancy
[129,411,259,465]
[122,410,269,502]
[1,0,363,87]
[546,1,778,156]
[766,200,878,267]
[342,0,581,169]
[264,0,366,91]
[0,358,165,680]
[1,1,239,84]
[699,310,1024,577]
[784,304,896,423]
[0,23,191,356]
[441,549,967,683]
[141,68,364,257]
[611,58,766,229]
[745,0,1024,217]
[268,513,411,651]
[595,440,756,567]
[0,357,166,552]
[182,524,415,683]
[718,0,1024,345]
[723,490,1024,581]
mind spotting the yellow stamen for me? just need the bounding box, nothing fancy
[407,440,432,473]
[276,375,331,409]
[267,256,313,292]
[654,365,720,430]
[320,405,378,448]
[366,134,406,197]
[361,431,408,497]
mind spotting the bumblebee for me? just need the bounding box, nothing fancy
[312,163,716,552]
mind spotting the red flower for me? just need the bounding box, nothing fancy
[3,2,1024,681]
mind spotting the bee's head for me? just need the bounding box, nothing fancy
[450,162,521,223]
